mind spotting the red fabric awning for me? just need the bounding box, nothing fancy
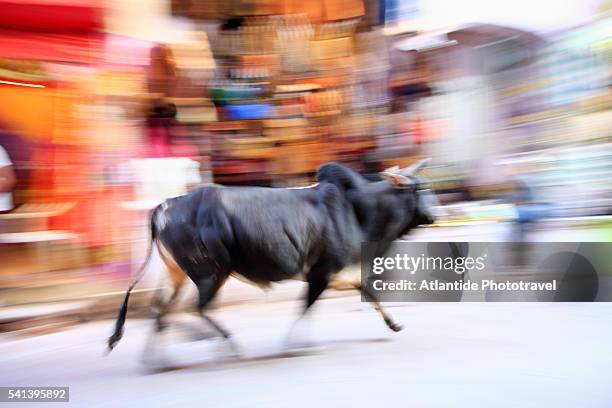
[0,30,105,64]
[0,0,104,32]
[0,1,105,64]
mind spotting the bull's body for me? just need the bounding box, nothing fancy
[108,162,435,354]
[157,183,352,285]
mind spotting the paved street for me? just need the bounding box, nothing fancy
[2,221,612,407]
[1,292,611,407]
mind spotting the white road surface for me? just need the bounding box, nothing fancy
[1,295,611,408]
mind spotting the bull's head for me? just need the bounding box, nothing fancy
[380,158,438,227]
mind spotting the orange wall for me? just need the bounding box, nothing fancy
[0,84,55,140]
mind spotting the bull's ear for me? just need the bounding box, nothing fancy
[380,171,413,188]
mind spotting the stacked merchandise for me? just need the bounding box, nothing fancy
[202,4,368,185]
[167,32,218,184]
[207,16,278,184]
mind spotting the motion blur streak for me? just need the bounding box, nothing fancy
[0,80,46,88]
[0,0,610,406]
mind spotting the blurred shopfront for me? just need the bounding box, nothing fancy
[0,0,390,300]
[0,1,151,292]
[0,0,609,305]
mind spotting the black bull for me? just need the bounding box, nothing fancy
[107,161,436,352]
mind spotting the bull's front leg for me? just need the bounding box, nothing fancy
[284,272,330,352]
[328,270,403,332]
[357,281,403,332]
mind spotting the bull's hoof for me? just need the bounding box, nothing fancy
[107,331,123,352]
[388,322,403,332]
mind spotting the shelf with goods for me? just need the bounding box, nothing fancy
[204,9,375,184]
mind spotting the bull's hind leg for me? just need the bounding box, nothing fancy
[152,242,188,331]
[141,244,188,368]
[194,273,239,355]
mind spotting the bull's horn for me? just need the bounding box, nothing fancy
[401,158,431,176]
[380,171,413,187]
[383,165,400,173]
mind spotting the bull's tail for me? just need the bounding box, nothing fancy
[107,206,160,353]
